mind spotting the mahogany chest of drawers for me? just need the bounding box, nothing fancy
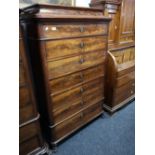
[20,4,111,148]
[19,27,47,154]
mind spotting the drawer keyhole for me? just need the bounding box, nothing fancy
[80,88,84,93]
[80,26,84,32]
[79,57,85,64]
[80,42,85,48]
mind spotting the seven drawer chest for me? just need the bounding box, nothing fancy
[20,4,111,148]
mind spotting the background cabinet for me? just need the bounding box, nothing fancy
[90,0,135,113]
[119,0,135,43]
[19,26,47,155]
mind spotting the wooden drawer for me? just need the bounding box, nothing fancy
[113,80,135,105]
[46,36,106,60]
[52,101,103,141]
[49,64,104,94]
[52,112,82,141]
[82,101,103,124]
[20,135,42,155]
[20,121,39,144]
[83,79,104,107]
[20,103,36,124]
[41,23,107,39]
[51,86,82,111]
[116,71,135,87]
[48,51,105,79]
[20,86,37,124]
[51,78,104,123]
[81,51,105,69]
[51,77,103,111]
[19,121,42,155]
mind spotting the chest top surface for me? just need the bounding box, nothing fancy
[20,3,111,22]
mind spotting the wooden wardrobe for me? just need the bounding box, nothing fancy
[90,0,135,113]
[19,26,48,155]
[20,4,111,149]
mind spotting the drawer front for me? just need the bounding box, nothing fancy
[51,86,82,111]
[82,101,103,124]
[49,64,104,94]
[20,135,41,155]
[48,55,80,79]
[83,64,104,81]
[45,36,106,60]
[113,80,135,105]
[52,100,82,124]
[52,113,82,141]
[81,51,105,69]
[52,78,104,124]
[20,121,39,143]
[20,86,36,124]
[20,103,35,124]
[52,101,103,141]
[116,71,135,87]
[19,122,42,155]
[48,51,105,79]
[117,65,135,77]
[41,24,107,38]
[83,79,104,107]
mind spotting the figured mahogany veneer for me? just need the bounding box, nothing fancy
[104,48,135,113]
[20,4,111,147]
[19,27,47,155]
[90,0,135,112]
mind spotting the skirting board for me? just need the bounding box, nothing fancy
[103,95,135,113]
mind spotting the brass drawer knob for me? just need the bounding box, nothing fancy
[132,83,135,86]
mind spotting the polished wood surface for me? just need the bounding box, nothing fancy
[105,50,135,112]
[19,27,47,155]
[90,0,135,112]
[20,4,111,146]
[41,24,107,39]
[119,0,135,43]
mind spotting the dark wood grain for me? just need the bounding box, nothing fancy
[90,0,135,113]
[19,26,47,155]
[20,4,110,147]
